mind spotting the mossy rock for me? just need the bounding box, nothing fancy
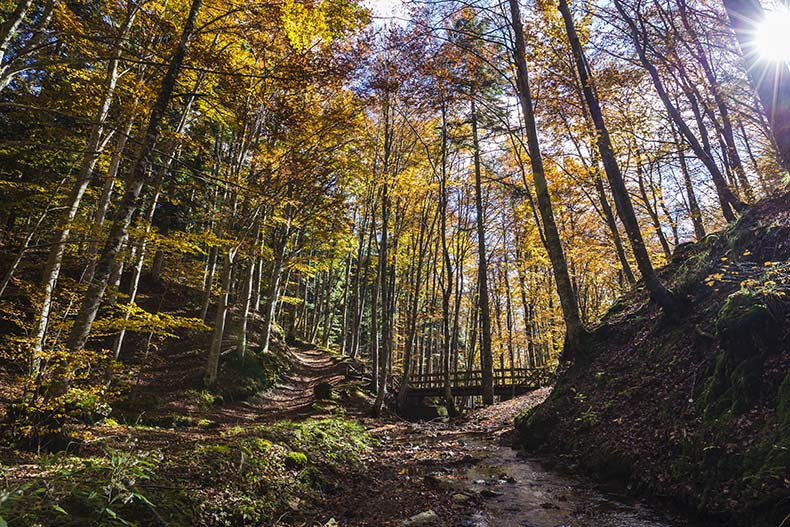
[198,418,219,429]
[314,381,334,400]
[285,451,308,469]
[702,352,763,418]
[716,289,773,342]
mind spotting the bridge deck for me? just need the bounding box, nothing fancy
[407,367,550,397]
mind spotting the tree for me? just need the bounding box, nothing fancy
[557,0,677,313]
[506,0,589,359]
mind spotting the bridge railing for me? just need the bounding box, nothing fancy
[409,367,550,391]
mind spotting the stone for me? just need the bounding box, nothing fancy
[452,493,472,503]
[480,489,504,498]
[401,510,439,526]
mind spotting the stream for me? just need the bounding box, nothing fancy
[454,435,696,527]
[396,425,702,527]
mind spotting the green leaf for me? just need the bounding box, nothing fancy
[52,505,69,515]
[133,491,155,508]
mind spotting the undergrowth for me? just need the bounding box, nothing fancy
[0,417,371,527]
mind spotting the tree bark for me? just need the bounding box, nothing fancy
[66,0,203,354]
[471,99,495,405]
[204,248,236,385]
[507,0,589,359]
[30,6,138,366]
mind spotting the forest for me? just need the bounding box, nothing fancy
[0,0,788,524]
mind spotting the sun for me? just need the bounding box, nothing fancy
[755,7,790,62]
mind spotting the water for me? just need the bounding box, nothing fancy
[454,435,697,527]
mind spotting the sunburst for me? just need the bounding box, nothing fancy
[755,7,790,63]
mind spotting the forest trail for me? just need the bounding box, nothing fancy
[245,344,350,420]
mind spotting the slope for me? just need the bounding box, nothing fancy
[517,193,790,526]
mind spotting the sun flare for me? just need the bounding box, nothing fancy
[755,7,790,62]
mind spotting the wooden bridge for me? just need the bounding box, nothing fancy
[407,367,551,398]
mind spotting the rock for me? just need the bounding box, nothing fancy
[452,493,472,503]
[314,381,334,400]
[480,489,504,498]
[401,510,439,526]
[424,472,456,489]
[284,451,308,469]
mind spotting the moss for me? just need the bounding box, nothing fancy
[201,444,232,456]
[702,352,764,419]
[284,451,308,469]
[183,389,222,408]
[715,289,772,341]
[744,374,790,481]
[265,417,370,466]
[171,415,199,427]
[197,418,219,429]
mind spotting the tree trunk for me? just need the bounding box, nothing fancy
[635,158,672,259]
[674,0,754,201]
[594,176,635,284]
[559,0,677,313]
[30,6,138,367]
[66,0,203,354]
[204,248,236,385]
[507,0,589,359]
[237,257,254,361]
[261,207,292,354]
[372,183,390,416]
[471,100,495,405]
[673,125,706,240]
[439,101,457,414]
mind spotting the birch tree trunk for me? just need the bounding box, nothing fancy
[30,6,138,368]
[204,248,236,385]
[66,0,203,354]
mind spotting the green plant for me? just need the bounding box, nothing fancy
[575,406,600,428]
[0,447,160,526]
[266,417,370,466]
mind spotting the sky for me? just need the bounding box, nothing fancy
[366,0,406,22]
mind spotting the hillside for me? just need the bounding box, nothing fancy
[517,193,790,525]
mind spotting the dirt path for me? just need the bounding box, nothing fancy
[244,345,349,420]
[83,344,352,457]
